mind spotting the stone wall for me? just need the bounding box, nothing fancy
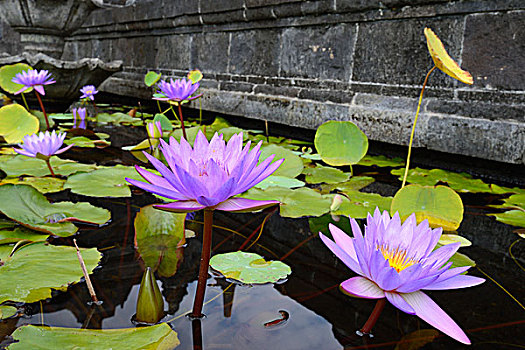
[2,0,524,164]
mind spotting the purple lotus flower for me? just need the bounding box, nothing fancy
[72,107,87,129]
[12,69,55,95]
[126,131,283,212]
[153,78,201,104]
[80,85,98,100]
[320,209,485,344]
[147,121,163,138]
[14,131,73,159]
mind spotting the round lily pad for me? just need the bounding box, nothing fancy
[254,175,305,190]
[144,71,162,87]
[0,63,33,94]
[314,121,368,166]
[329,191,392,219]
[0,156,97,177]
[303,165,350,184]
[0,104,39,143]
[0,305,18,319]
[0,176,65,193]
[210,251,291,284]
[259,144,303,178]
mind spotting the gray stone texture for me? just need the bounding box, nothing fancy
[0,0,523,165]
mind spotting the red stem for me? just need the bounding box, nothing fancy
[191,209,213,318]
[360,298,387,335]
[45,159,56,178]
[35,91,50,130]
[178,103,187,140]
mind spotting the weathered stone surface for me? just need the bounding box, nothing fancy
[155,35,191,70]
[245,0,301,8]
[462,11,525,91]
[426,98,525,123]
[162,0,199,16]
[200,0,244,13]
[230,30,281,76]
[190,33,229,73]
[426,114,525,164]
[353,17,463,87]
[280,24,356,81]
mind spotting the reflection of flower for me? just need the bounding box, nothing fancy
[147,121,163,139]
[126,131,283,212]
[319,209,484,344]
[72,107,87,129]
[12,69,55,95]
[153,78,201,104]
[14,131,73,159]
[80,85,98,100]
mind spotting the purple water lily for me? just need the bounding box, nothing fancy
[80,85,98,101]
[126,130,283,213]
[12,69,55,96]
[14,131,73,177]
[320,208,484,344]
[72,107,87,129]
[153,78,201,104]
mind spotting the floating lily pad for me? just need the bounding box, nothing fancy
[153,113,173,132]
[210,251,291,284]
[488,210,525,228]
[391,168,492,193]
[30,110,55,130]
[434,243,476,268]
[314,121,368,166]
[0,104,39,143]
[254,175,305,190]
[64,136,110,148]
[438,234,471,247]
[321,176,375,194]
[135,205,186,277]
[303,165,350,184]
[0,242,101,304]
[488,193,525,210]
[64,165,145,198]
[0,226,48,245]
[0,176,65,193]
[8,323,179,350]
[330,190,393,219]
[144,71,162,87]
[259,144,303,178]
[0,244,12,262]
[358,155,405,168]
[0,305,17,320]
[0,63,33,94]
[97,112,142,126]
[0,155,97,177]
[391,185,463,231]
[0,184,111,236]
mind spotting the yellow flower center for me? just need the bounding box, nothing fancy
[378,245,418,273]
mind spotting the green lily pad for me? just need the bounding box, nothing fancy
[391,168,492,193]
[187,69,203,84]
[0,176,65,193]
[358,155,405,168]
[64,165,145,198]
[391,185,464,231]
[97,112,142,126]
[0,155,97,177]
[0,305,18,320]
[8,323,179,350]
[135,205,186,277]
[0,104,39,143]
[434,243,476,268]
[487,210,525,228]
[0,226,48,245]
[0,242,101,303]
[321,176,375,194]
[210,251,291,284]
[314,121,368,166]
[30,110,55,130]
[254,175,305,190]
[144,71,162,87]
[217,127,246,141]
[303,165,350,184]
[64,136,110,148]
[0,184,111,236]
[153,113,173,132]
[0,63,33,94]
[209,117,232,131]
[489,193,525,209]
[0,244,13,262]
[438,234,471,247]
[330,190,392,219]
[259,144,303,178]
[47,113,74,120]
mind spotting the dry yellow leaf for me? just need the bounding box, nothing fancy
[424,27,473,85]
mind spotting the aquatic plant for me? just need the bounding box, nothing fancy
[14,131,73,177]
[12,69,55,130]
[136,267,164,324]
[79,85,98,100]
[72,107,87,129]
[319,208,485,344]
[146,121,163,139]
[126,130,283,317]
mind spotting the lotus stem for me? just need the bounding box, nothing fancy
[34,91,50,130]
[178,103,187,140]
[45,159,56,178]
[21,92,30,110]
[401,65,436,188]
[192,318,203,350]
[191,209,213,318]
[73,239,99,303]
[359,298,386,336]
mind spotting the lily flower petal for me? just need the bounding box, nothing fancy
[340,276,385,299]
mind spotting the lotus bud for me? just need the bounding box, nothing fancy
[147,121,163,139]
[330,194,343,212]
[135,267,164,323]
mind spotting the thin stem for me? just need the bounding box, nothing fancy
[34,91,50,130]
[157,100,162,113]
[21,92,30,110]
[199,97,202,126]
[169,106,181,123]
[401,66,436,188]
[191,318,203,350]
[73,239,99,303]
[359,298,387,335]
[349,164,354,177]
[45,159,56,178]
[178,103,187,140]
[191,209,213,318]
[91,100,99,121]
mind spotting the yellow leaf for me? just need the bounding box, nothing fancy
[424,27,473,85]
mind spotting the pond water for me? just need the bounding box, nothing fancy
[1,114,524,350]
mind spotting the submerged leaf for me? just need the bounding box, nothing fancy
[210,251,291,284]
[8,323,179,350]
